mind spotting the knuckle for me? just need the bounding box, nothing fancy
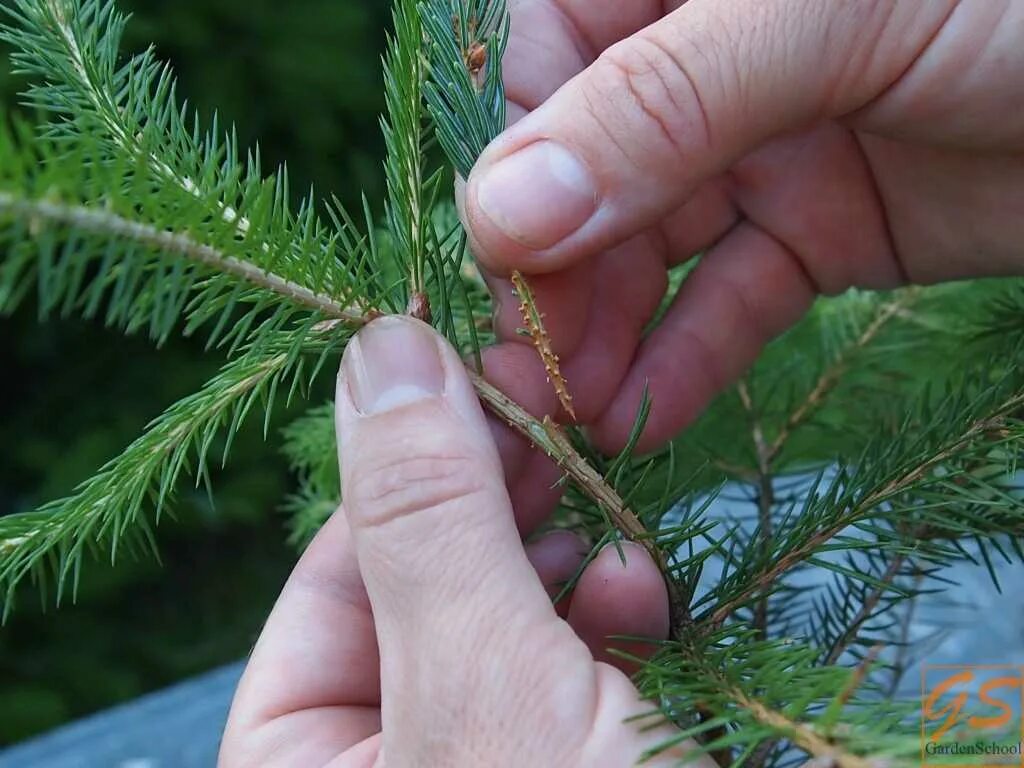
[586,31,712,168]
[346,450,487,530]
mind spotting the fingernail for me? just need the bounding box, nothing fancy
[476,140,598,250]
[343,317,445,415]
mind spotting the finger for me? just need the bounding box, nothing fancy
[504,0,663,112]
[591,123,907,452]
[507,447,566,534]
[464,0,956,274]
[221,509,380,766]
[592,221,816,452]
[525,529,589,616]
[335,316,566,728]
[488,260,594,356]
[567,542,670,675]
[558,233,668,422]
[480,342,557,480]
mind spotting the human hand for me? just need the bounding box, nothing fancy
[219,317,717,768]
[459,0,1024,473]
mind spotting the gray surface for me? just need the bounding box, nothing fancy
[0,662,244,768]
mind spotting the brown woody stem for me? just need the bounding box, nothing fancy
[469,373,691,630]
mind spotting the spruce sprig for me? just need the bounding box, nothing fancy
[0,327,349,615]
[1,0,390,327]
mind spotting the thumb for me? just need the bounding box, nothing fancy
[335,316,557,704]
[462,0,955,274]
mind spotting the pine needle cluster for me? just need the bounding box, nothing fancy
[2,0,1024,765]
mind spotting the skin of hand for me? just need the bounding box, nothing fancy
[220,317,718,768]
[460,0,1024,533]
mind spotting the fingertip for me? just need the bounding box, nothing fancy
[462,130,602,276]
[525,529,588,617]
[567,541,670,672]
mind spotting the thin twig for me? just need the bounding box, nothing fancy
[737,379,774,641]
[510,271,576,421]
[766,292,918,464]
[886,568,924,698]
[469,373,690,629]
[823,555,906,666]
[731,687,873,768]
[833,644,885,713]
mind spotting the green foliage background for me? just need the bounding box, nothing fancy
[0,0,388,744]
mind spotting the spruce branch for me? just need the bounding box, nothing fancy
[0,192,367,325]
[0,328,349,614]
[730,689,872,768]
[470,374,690,625]
[3,0,389,320]
[11,0,269,248]
[705,385,1024,629]
[0,199,672,610]
[0,128,671,603]
[641,631,916,767]
[767,291,919,464]
[382,0,430,301]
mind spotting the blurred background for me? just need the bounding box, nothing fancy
[0,0,390,745]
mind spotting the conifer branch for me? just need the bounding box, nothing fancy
[767,292,918,463]
[0,180,674,590]
[383,0,429,299]
[0,192,368,325]
[647,633,912,767]
[4,0,386,323]
[30,0,270,246]
[0,329,348,614]
[731,689,873,768]
[706,387,1024,628]
[469,373,690,625]
[737,379,773,638]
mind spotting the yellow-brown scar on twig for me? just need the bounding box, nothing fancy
[511,270,576,421]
